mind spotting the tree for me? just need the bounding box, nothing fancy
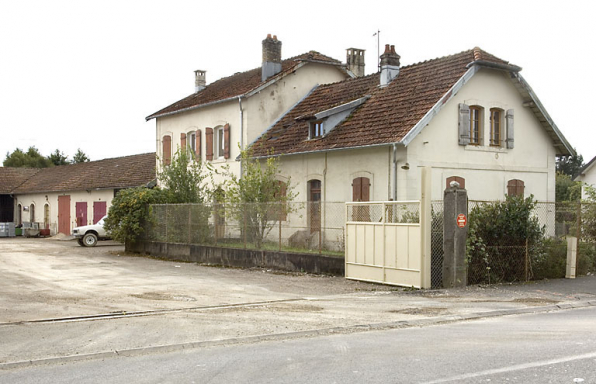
[48,149,69,166]
[3,147,52,168]
[157,147,211,203]
[72,148,90,163]
[555,173,582,202]
[556,151,584,178]
[221,146,296,248]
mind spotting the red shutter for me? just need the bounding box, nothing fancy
[224,123,230,159]
[180,133,186,151]
[162,135,171,165]
[205,128,213,161]
[196,129,202,158]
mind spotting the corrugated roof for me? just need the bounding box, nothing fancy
[11,153,156,194]
[250,48,527,156]
[146,52,343,121]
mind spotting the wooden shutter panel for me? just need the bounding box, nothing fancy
[223,123,230,159]
[458,104,470,146]
[361,177,370,202]
[180,133,186,151]
[162,135,171,165]
[195,129,202,158]
[352,177,362,201]
[205,128,213,161]
[506,109,514,149]
[507,179,524,197]
[278,181,288,221]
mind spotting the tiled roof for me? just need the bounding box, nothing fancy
[12,153,156,194]
[251,48,513,157]
[146,52,343,121]
[0,168,40,194]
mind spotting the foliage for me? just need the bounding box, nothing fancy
[533,237,567,280]
[104,187,170,244]
[555,173,581,202]
[72,148,90,163]
[467,195,544,283]
[556,151,584,178]
[48,149,69,166]
[580,185,596,243]
[3,147,52,168]
[157,147,211,203]
[220,146,296,248]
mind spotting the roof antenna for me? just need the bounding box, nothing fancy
[373,29,380,72]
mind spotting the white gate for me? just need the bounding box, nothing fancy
[345,168,432,288]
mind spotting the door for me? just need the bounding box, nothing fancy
[58,195,70,235]
[308,180,321,233]
[76,202,87,227]
[93,201,107,224]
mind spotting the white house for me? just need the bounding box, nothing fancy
[250,45,575,207]
[575,156,596,199]
[8,153,155,235]
[145,34,354,184]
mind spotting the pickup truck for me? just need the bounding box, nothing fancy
[72,215,110,247]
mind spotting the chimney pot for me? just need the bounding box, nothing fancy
[262,34,282,81]
[346,47,365,77]
[194,70,206,93]
[380,44,400,87]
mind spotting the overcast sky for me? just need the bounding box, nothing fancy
[1,0,594,164]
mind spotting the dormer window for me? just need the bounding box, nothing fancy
[310,120,324,139]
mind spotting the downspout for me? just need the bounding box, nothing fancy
[238,96,244,176]
[392,143,398,201]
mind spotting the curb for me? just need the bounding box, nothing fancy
[2,299,595,370]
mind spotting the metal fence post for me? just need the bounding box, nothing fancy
[188,204,191,245]
[576,202,581,273]
[243,206,247,250]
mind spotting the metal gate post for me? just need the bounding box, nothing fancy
[420,167,432,289]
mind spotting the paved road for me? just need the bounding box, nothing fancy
[1,306,595,383]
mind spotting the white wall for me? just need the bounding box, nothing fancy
[15,189,114,235]
[404,68,557,202]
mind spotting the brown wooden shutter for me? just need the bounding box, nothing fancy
[507,179,524,197]
[277,181,288,221]
[361,178,370,202]
[223,123,230,159]
[162,135,171,165]
[180,133,186,151]
[352,177,362,201]
[196,129,202,158]
[205,128,213,161]
[446,176,466,189]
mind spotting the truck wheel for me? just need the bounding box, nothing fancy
[82,233,98,247]
[77,238,84,246]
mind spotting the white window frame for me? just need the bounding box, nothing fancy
[214,126,225,159]
[187,131,196,156]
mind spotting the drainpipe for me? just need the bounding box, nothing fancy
[392,143,398,201]
[238,96,244,176]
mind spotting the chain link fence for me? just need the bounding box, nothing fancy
[147,202,346,256]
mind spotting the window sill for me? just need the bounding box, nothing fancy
[211,158,228,164]
[465,145,507,153]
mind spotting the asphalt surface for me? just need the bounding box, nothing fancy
[0,237,595,371]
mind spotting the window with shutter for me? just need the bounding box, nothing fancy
[469,106,483,145]
[162,135,172,165]
[458,104,471,146]
[507,179,524,197]
[352,177,370,221]
[205,128,213,161]
[490,108,503,147]
[272,180,288,221]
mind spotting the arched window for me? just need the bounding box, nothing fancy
[30,203,35,223]
[469,106,483,145]
[352,177,371,222]
[308,180,321,233]
[446,176,466,189]
[507,179,525,197]
[490,108,504,147]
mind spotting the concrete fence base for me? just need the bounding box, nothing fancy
[126,240,345,276]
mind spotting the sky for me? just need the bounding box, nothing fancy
[1,0,595,164]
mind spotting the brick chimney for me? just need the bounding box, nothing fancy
[194,70,206,93]
[346,48,365,77]
[380,44,400,87]
[262,34,282,82]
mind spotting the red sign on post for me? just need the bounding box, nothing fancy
[457,214,467,228]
